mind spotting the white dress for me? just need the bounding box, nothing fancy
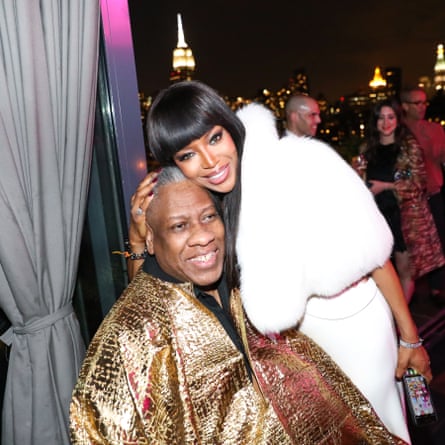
[300,278,409,443]
[236,103,411,443]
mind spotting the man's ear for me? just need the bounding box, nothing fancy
[145,224,155,255]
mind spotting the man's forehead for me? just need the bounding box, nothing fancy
[299,101,319,113]
[409,90,426,99]
[151,181,212,218]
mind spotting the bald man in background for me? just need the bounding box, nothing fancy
[285,94,321,137]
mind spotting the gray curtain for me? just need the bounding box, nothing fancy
[0,1,100,444]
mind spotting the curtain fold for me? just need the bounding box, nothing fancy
[0,1,100,444]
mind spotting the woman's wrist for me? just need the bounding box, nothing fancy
[397,324,421,345]
[394,315,419,344]
[127,239,146,253]
[125,240,148,260]
[399,337,424,349]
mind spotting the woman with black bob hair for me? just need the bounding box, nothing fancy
[129,81,244,289]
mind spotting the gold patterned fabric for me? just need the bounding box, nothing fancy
[230,293,409,445]
[395,135,445,279]
[70,270,291,444]
[71,268,408,444]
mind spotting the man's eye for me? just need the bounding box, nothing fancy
[172,223,186,231]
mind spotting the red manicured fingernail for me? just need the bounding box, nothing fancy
[148,191,154,197]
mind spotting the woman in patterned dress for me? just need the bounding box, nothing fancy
[360,99,445,303]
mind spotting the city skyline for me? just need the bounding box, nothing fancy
[128,0,445,101]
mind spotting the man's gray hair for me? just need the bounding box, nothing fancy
[154,166,187,194]
[146,166,188,221]
[149,165,222,222]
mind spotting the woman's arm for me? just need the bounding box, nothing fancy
[372,260,432,382]
[367,179,394,196]
[127,171,159,280]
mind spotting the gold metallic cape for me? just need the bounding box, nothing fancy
[70,269,407,444]
[231,292,408,444]
[70,271,291,444]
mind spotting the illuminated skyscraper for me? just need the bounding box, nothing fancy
[369,67,386,88]
[384,67,402,99]
[433,43,445,91]
[368,66,388,102]
[170,13,196,83]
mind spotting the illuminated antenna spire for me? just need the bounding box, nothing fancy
[434,44,445,72]
[434,43,445,90]
[177,13,187,48]
[171,13,196,81]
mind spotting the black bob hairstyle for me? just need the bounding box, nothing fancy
[147,80,245,164]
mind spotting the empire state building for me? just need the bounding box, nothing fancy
[170,14,196,83]
[434,43,445,91]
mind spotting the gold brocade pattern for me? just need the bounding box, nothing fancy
[70,271,291,444]
[395,136,445,278]
[230,292,409,445]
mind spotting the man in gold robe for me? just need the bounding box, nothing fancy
[70,167,407,444]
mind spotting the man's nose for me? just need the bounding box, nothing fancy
[189,223,215,246]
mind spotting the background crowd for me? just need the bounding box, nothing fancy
[288,87,445,308]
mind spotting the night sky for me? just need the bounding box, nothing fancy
[128,0,445,102]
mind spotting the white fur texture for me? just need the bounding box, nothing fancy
[236,103,393,334]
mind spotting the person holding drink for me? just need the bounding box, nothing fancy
[357,99,445,303]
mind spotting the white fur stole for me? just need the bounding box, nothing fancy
[236,103,393,334]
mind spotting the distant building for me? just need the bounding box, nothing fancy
[368,66,388,102]
[369,66,386,89]
[252,68,312,123]
[170,13,195,83]
[347,89,371,110]
[366,66,401,102]
[434,43,445,91]
[384,67,402,99]
[426,43,445,125]
[418,75,433,95]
